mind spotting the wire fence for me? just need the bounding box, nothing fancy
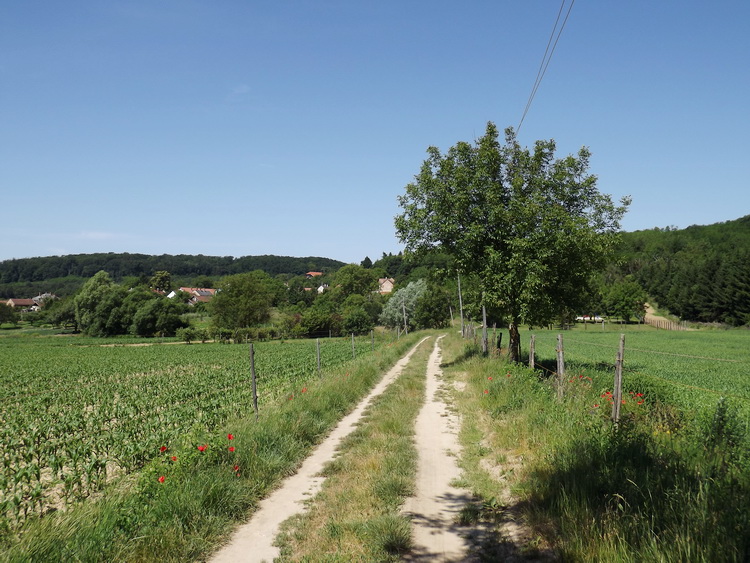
[525,332,750,404]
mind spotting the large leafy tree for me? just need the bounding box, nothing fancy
[395,122,629,361]
[210,271,273,330]
[74,271,127,336]
[0,303,18,325]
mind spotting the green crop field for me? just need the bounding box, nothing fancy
[523,327,750,418]
[0,334,386,532]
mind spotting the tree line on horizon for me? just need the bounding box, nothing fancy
[0,253,347,299]
[3,124,749,333]
[613,215,750,326]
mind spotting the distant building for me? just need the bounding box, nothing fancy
[306,271,324,278]
[5,298,36,310]
[167,287,217,305]
[378,278,396,294]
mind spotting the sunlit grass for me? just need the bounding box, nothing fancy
[275,335,435,561]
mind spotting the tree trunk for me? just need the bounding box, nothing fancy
[508,320,521,363]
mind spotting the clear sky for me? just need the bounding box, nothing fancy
[2,1,748,264]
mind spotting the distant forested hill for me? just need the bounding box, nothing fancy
[615,215,750,325]
[0,253,346,298]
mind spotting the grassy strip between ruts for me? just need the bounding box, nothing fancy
[444,331,750,562]
[274,335,434,561]
[1,333,425,563]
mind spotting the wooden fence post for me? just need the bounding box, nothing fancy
[481,304,488,355]
[529,335,535,370]
[612,334,625,424]
[316,338,321,378]
[351,333,355,359]
[250,342,258,421]
[556,334,565,400]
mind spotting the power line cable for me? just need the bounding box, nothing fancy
[517,0,576,133]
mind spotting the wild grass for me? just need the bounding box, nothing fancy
[274,335,435,561]
[0,334,424,562]
[448,329,750,562]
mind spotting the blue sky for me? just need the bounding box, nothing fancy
[2,1,748,264]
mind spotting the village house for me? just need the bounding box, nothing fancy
[378,278,396,294]
[167,287,217,305]
[5,298,37,310]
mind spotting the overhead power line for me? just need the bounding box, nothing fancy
[517,0,576,133]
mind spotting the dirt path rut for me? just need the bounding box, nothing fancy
[402,335,476,562]
[209,337,430,563]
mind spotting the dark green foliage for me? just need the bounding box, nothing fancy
[601,278,648,321]
[396,122,628,360]
[0,253,346,298]
[616,216,750,325]
[71,271,188,337]
[210,271,274,330]
[130,298,188,337]
[413,283,452,329]
[0,303,18,326]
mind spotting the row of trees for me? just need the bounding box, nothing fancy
[25,259,455,338]
[0,253,345,298]
[614,217,750,325]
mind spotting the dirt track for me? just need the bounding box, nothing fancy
[209,338,430,563]
[209,336,530,562]
[401,335,477,561]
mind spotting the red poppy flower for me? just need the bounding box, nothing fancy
[288,394,294,400]
[593,404,599,408]
[227,433,234,440]
[637,400,644,405]
[228,446,235,452]
[160,446,168,452]
[158,476,165,483]
[233,465,240,471]
[488,377,493,381]
[171,456,177,462]
[301,387,307,393]
[198,445,206,452]
[484,389,489,394]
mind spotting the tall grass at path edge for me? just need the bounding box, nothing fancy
[1,334,425,563]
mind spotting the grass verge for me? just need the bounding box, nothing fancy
[444,331,750,562]
[274,335,435,561]
[1,334,424,562]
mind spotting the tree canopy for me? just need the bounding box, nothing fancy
[210,271,274,330]
[396,122,629,360]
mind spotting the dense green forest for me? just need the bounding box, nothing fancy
[0,253,346,298]
[613,215,750,325]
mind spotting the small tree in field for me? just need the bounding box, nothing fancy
[396,122,629,361]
